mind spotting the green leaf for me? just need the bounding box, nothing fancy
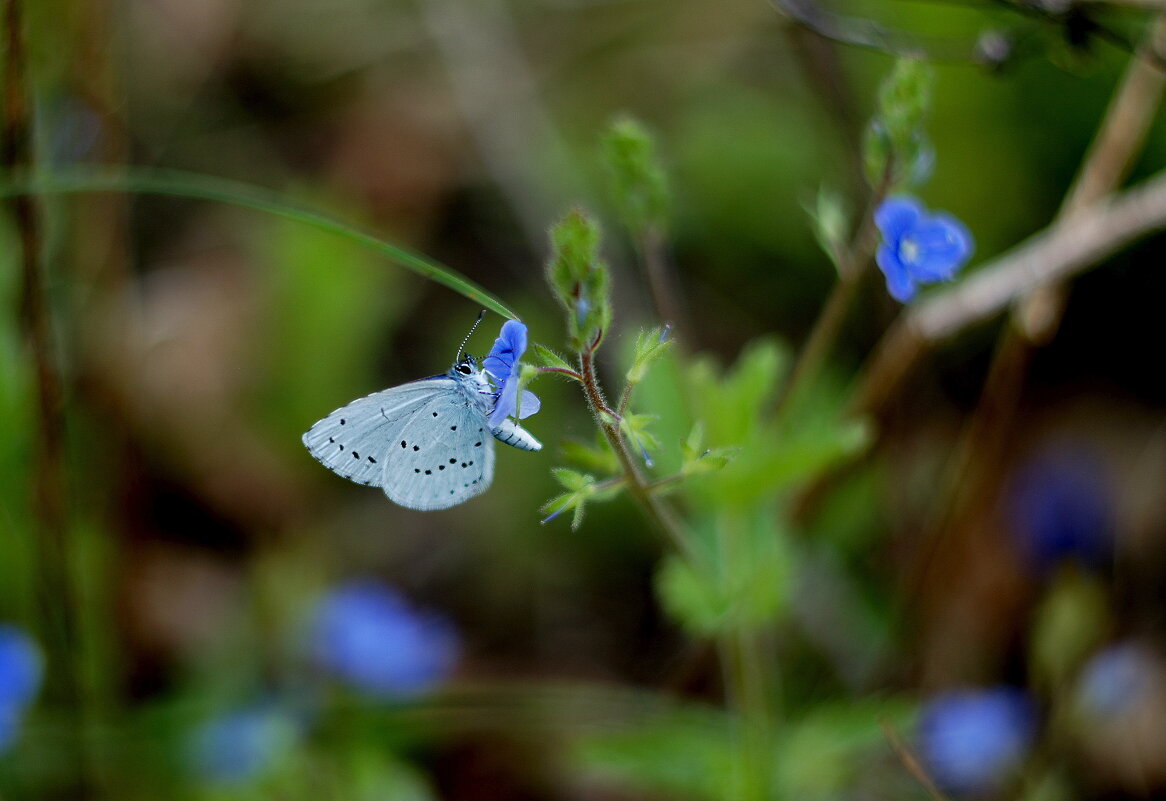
[774,698,918,799]
[626,326,674,385]
[806,186,849,269]
[560,433,619,474]
[532,343,575,372]
[552,468,593,492]
[620,413,661,455]
[545,210,612,350]
[877,58,933,144]
[655,511,794,635]
[601,115,671,237]
[0,167,518,319]
[572,703,738,801]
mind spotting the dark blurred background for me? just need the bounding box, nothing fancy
[2,0,1166,799]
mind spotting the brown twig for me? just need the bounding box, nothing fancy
[881,719,953,801]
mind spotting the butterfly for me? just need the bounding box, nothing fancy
[303,317,542,510]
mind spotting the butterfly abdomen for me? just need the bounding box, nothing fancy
[491,419,542,452]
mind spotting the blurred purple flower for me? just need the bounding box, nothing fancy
[875,196,973,302]
[918,687,1036,796]
[1006,449,1112,572]
[1076,643,1157,719]
[483,320,540,427]
[189,705,299,785]
[309,580,459,698]
[0,625,42,754]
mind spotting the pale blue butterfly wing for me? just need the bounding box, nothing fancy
[303,320,542,510]
[302,380,449,487]
[384,393,497,510]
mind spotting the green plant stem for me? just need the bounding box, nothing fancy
[536,366,583,381]
[773,170,890,420]
[578,345,693,559]
[715,512,774,801]
[721,627,773,800]
[637,225,687,340]
[3,1,91,795]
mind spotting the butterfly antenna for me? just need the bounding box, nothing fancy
[456,310,487,362]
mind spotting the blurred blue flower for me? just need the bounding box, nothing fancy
[484,320,540,427]
[1007,449,1112,572]
[918,687,1036,796]
[0,625,42,754]
[1076,643,1157,719]
[190,705,299,785]
[309,580,459,698]
[0,625,42,709]
[875,196,973,302]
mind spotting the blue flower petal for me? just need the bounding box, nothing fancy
[0,625,42,710]
[490,376,520,427]
[906,216,974,281]
[918,687,1036,796]
[484,320,538,426]
[874,196,923,241]
[876,244,917,302]
[518,390,541,419]
[308,581,459,698]
[874,196,973,302]
[483,320,527,383]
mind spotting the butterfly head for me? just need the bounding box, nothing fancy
[453,354,477,376]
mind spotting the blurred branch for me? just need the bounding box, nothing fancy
[853,165,1166,414]
[881,719,953,801]
[892,11,1166,619]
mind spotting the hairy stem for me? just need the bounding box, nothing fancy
[578,347,693,559]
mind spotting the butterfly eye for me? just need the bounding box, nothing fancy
[456,364,472,375]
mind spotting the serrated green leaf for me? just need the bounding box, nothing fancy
[532,343,574,372]
[551,468,593,492]
[627,327,674,384]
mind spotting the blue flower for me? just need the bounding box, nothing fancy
[483,320,541,427]
[308,580,459,698]
[1076,643,1157,720]
[0,625,42,755]
[1006,447,1113,572]
[875,196,973,302]
[918,687,1036,796]
[189,706,299,785]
